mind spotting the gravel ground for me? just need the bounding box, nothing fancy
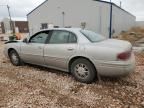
[0,42,144,108]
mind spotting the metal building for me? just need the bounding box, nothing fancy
[27,0,136,38]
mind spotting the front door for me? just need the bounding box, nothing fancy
[20,31,49,65]
[44,30,78,70]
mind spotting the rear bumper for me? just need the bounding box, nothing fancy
[94,54,136,77]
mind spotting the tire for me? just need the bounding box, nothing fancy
[71,58,96,84]
[9,50,23,66]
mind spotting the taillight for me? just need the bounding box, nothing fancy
[117,51,131,60]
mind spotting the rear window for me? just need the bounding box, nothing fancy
[80,30,106,42]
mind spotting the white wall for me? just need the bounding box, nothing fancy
[28,0,110,37]
[112,5,136,37]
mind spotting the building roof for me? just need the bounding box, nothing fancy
[27,0,135,18]
[93,0,135,17]
[27,0,48,16]
[111,3,135,17]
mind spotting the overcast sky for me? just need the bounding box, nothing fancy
[0,0,144,21]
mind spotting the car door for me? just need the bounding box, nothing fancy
[20,31,50,65]
[44,30,78,70]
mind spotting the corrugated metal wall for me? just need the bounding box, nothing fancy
[112,5,136,37]
[27,0,135,38]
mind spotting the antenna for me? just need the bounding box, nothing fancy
[120,1,122,8]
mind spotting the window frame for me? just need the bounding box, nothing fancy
[47,30,78,44]
[29,31,51,44]
[41,23,48,29]
[68,32,77,43]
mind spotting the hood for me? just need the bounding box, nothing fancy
[5,40,22,44]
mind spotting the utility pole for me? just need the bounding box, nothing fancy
[0,5,14,34]
[7,5,14,34]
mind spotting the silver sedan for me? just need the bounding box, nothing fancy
[4,28,135,83]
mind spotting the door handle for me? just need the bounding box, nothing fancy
[67,48,74,51]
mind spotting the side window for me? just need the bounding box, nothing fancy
[49,31,69,44]
[30,32,49,44]
[69,33,77,43]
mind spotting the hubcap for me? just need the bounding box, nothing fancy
[11,53,18,64]
[74,63,89,79]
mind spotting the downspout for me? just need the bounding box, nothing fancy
[109,2,113,38]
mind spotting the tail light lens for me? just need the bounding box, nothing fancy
[117,51,132,60]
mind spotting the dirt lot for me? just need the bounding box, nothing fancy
[0,42,144,108]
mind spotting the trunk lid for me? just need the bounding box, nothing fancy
[95,39,132,51]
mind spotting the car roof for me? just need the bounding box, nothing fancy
[40,28,82,32]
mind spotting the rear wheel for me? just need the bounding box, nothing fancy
[9,50,23,66]
[71,58,96,84]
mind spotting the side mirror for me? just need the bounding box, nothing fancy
[23,38,28,43]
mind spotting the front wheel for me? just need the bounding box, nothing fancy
[9,50,23,66]
[71,58,97,84]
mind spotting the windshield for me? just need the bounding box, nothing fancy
[80,30,106,42]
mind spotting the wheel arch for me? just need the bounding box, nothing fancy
[8,48,17,56]
[68,56,97,74]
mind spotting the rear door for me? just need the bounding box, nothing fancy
[20,31,50,65]
[44,30,78,70]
